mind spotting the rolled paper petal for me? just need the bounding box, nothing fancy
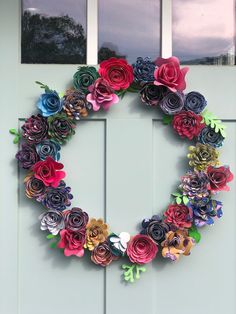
[64,207,89,232]
[159,92,184,115]
[184,91,207,114]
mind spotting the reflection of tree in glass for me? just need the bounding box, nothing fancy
[98,45,126,63]
[181,54,235,65]
[22,11,86,64]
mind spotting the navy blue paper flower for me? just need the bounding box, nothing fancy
[184,91,207,114]
[198,126,224,148]
[132,57,156,84]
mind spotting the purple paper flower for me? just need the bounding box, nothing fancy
[22,114,49,145]
[180,171,210,199]
[159,91,184,115]
[16,143,39,169]
[64,207,89,232]
[184,91,207,114]
[141,215,171,245]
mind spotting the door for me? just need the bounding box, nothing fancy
[0,1,236,314]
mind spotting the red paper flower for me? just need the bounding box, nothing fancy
[207,165,234,193]
[32,156,65,188]
[58,229,85,257]
[98,58,134,91]
[172,111,204,140]
[164,204,193,229]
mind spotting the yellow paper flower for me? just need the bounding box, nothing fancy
[187,143,219,171]
[85,218,109,251]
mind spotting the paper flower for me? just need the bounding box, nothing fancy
[16,143,39,169]
[37,91,62,117]
[126,234,158,265]
[207,165,234,193]
[180,171,210,199]
[73,66,99,93]
[188,143,219,172]
[140,84,168,106]
[36,140,61,161]
[91,241,117,266]
[154,56,189,92]
[24,173,47,201]
[141,215,171,245]
[63,88,91,120]
[132,57,156,84]
[198,126,225,148]
[48,113,76,145]
[58,229,85,257]
[64,207,89,232]
[41,181,73,211]
[159,91,184,115]
[164,204,193,229]
[172,111,205,140]
[184,91,207,114]
[99,57,134,91]
[21,114,49,145]
[31,156,66,188]
[108,232,130,256]
[85,218,109,251]
[87,78,119,111]
[39,209,65,235]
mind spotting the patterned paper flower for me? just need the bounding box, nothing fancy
[63,88,91,120]
[37,91,62,117]
[161,230,194,261]
[198,126,224,148]
[73,66,99,93]
[172,111,204,140]
[58,229,85,257]
[184,91,207,114]
[36,140,61,161]
[39,209,65,235]
[126,234,158,265]
[64,207,89,232]
[91,241,117,266]
[180,171,210,198]
[159,91,184,115]
[140,84,168,106]
[99,57,134,90]
[207,165,234,193]
[164,204,193,229]
[154,56,189,92]
[87,78,119,111]
[107,232,130,256]
[22,114,49,145]
[24,173,47,201]
[85,218,109,251]
[16,143,39,169]
[188,143,219,171]
[48,113,76,145]
[41,181,73,211]
[31,156,65,188]
[132,57,156,84]
[141,215,171,245]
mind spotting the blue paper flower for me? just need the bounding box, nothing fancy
[198,126,224,148]
[132,57,156,84]
[184,91,207,114]
[36,140,61,161]
[37,91,63,117]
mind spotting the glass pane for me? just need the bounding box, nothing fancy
[173,0,235,65]
[21,0,87,64]
[98,0,160,64]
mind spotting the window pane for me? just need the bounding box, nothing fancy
[98,0,160,64]
[21,0,87,64]
[173,0,235,65]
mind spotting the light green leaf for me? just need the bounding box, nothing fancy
[176,197,182,205]
[13,136,20,144]
[183,196,189,205]
[201,109,226,138]
[122,264,146,283]
[9,128,17,135]
[46,234,56,239]
[172,192,182,197]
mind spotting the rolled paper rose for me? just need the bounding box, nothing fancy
[99,57,134,91]
[16,143,39,169]
[172,111,205,140]
[22,114,49,145]
[36,140,61,161]
[198,126,224,148]
[87,78,119,111]
[24,173,47,201]
[85,218,109,251]
[154,56,189,92]
[164,204,193,229]
[31,156,66,188]
[73,66,99,93]
[132,57,156,84]
[141,215,171,245]
[188,143,219,172]
[159,91,184,115]
[39,209,65,235]
[180,171,210,199]
[41,181,73,211]
[140,84,169,106]
[63,88,91,120]
[48,113,76,145]
[207,165,234,193]
[184,91,207,114]
[107,232,130,256]
[91,241,117,267]
[126,234,158,264]
[64,207,89,232]
[37,91,62,117]
[58,229,85,257]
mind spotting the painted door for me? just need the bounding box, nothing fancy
[1,1,236,314]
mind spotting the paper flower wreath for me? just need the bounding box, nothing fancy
[12,56,233,283]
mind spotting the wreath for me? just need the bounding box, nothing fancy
[11,56,233,283]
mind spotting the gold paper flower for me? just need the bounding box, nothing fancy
[85,218,109,251]
[187,143,219,171]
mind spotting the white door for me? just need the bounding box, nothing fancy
[1,1,236,314]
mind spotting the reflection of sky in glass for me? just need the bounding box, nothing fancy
[99,0,160,63]
[173,0,235,63]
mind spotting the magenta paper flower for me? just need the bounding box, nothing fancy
[57,229,85,257]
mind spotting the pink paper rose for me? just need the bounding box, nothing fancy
[154,56,189,92]
[164,204,193,229]
[58,229,85,257]
[207,165,234,193]
[32,156,65,188]
[87,78,119,111]
[126,234,158,264]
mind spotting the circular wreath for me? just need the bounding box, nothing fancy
[12,56,233,283]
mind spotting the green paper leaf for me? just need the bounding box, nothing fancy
[122,264,146,283]
[189,226,201,243]
[172,192,181,197]
[35,81,51,93]
[9,128,17,135]
[127,82,141,93]
[176,197,182,204]
[50,242,58,249]
[59,92,65,98]
[13,136,20,144]
[183,195,189,205]
[162,115,173,125]
[201,109,226,138]
[46,234,56,239]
